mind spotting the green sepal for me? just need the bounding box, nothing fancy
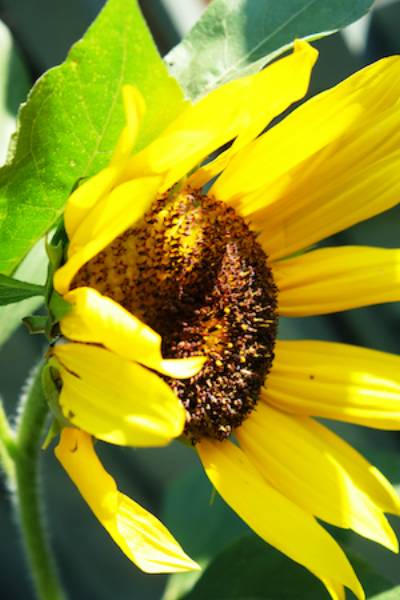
[42,221,71,337]
[49,293,71,322]
[45,219,67,299]
[41,360,69,427]
[45,231,65,275]
[45,240,64,273]
[0,273,45,306]
[22,315,48,335]
[41,418,61,451]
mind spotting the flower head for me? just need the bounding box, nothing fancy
[52,40,400,600]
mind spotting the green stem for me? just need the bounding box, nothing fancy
[14,364,67,600]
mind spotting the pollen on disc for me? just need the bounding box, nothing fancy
[72,188,278,443]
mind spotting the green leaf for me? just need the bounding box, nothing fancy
[372,588,400,600]
[0,0,186,276]
[181,535,396,600]
[0,238,47,348]
[166,0,374,100]
[0,274,44,305]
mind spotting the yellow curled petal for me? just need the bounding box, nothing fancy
[124,42,317,192]
[275,246,400,316]
[65,85,145,238]
[55,428,199,573]
[189,40,318,188]
[213,56,400,259]
[111,85,146,164]
[215,53,400,203]
[266,340,400,430]
[61,287,206,378]
[197,439,364,600]
[54,175,161,295]
[64,166,120,240]
[53,343,185,446]
[238,404,399,550]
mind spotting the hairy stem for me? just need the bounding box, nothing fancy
[13,364,67,600]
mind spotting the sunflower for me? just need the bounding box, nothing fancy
[51,40,400,600]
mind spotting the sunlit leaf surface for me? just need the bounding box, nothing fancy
[0,0,185,276]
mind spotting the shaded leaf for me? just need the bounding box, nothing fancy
[372,587,400,600]
[163,448,400,600]
[182,534,395,600]
[166,0,374,100]
[0,0,186,276]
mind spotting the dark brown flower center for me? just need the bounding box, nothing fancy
[72,188,278,443]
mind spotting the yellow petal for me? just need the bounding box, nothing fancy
[275,246,400,316]
[213,56,400,259]
[124,42,317,192]
[197,439,364,600]
[265,340,400,429]
[61,287,206,378]
[238,404,399,550]
[53,343,185,446]
[188,40,318,188]
[110,85,146,164]
[65,85,145,238]
[55,428,199,573]
[54,175,161,295]
[215,53,400,201]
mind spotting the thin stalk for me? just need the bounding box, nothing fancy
[14,364,67,600]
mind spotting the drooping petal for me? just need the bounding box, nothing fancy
[65,85,145,238]
[188,40,318,188]
[212,56,400,259]
[61,287,206,378]
[275,246,400,316]
[53,343,185,446]
[55,428,199,573]
[54,175,161,295]
[265,340,400,429]
[238,403,399,550]
[197,439,364,600]
[124,41,317,192]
